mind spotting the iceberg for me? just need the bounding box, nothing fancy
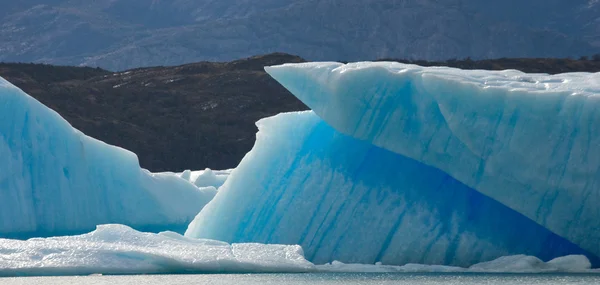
[175,168,232,189]
[0,225,593,276]
[186,111,597,267]
[0,224,313,276]
[317,255,593,273]
[265,62,600,259]
[4,59,599,273]
[0,77,216,239]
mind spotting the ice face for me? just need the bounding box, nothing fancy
[0,77,216,239]
[185,111,597,267]
[265,62,600,259]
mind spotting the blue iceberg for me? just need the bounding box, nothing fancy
[186,62,600,267]
[3,60,600,271]
[0,77,216,239]
[186,111,598,266]
[263,62,600,259]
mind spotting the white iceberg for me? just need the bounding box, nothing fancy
[0,224,313,276]
[0,225,593,276]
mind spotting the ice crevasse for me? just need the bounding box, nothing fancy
[187,62,600,266]
[0,77,216,238]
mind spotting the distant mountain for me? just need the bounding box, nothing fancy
[1,0,598,70]
[1,53,600,172]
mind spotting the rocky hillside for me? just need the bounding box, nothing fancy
[1,0,598,71]
[0,53,307,171]
[2,53,600,171]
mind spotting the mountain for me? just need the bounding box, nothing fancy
[1,53,600,172]
[1,0,598,71]
[0,53,307,171]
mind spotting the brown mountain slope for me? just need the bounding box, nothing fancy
[1,54,600,171]
[0,53,307,171]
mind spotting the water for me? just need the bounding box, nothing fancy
[1,273,599,285]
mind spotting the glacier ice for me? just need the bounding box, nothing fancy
[175,168,232,189]
[265,62,600,260]
[0,77,216,239]
[0,224,313,276]
[4,58,600,274]
[0,225,593,276]
[186,111,597,267]
[317,255,592,273]
[467,254,591,273]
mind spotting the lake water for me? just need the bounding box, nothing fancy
[1,273,599,285]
